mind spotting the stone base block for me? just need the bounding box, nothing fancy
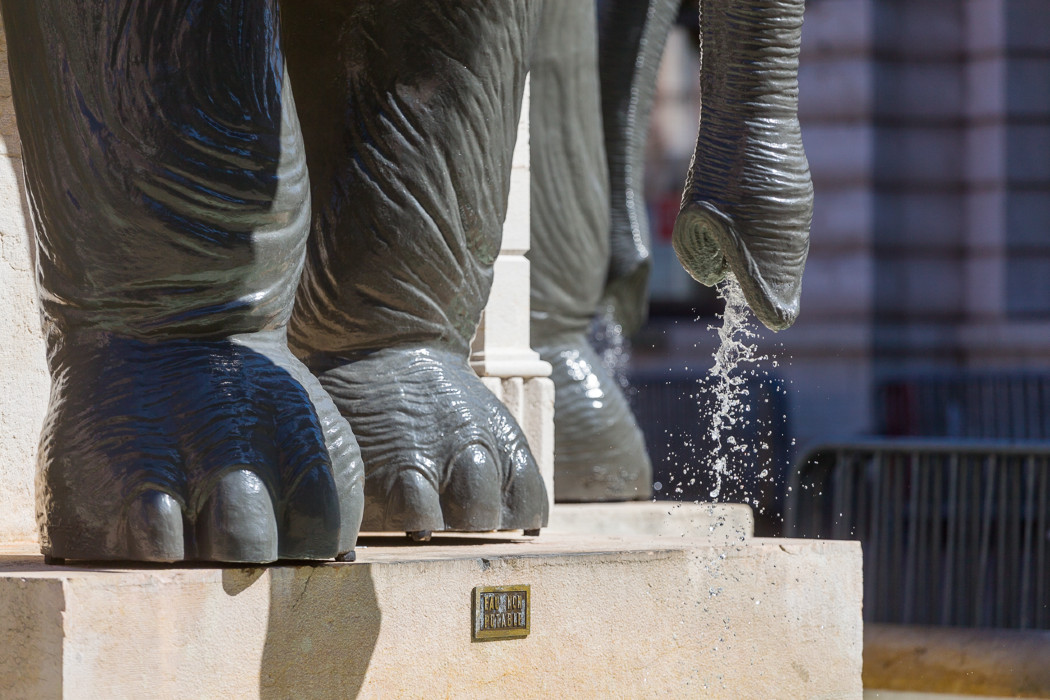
[548,501,754,541]
[0,534,861,698]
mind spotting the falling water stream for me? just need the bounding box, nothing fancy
[703,273,766,501]
[657,267,794,526]
[593,269,788,523]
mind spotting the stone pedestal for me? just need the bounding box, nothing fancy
[469,78,549,382]
[0,534,862,698]
[548,501,754,541]
[0,21,49,548]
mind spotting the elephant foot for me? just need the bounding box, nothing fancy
[308,347,549,533]
[538,334,651,502]
[38,330,364,564]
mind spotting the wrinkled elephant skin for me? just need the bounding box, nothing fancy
[673,0,813,332]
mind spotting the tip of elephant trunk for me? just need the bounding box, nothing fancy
[672,200,805,332]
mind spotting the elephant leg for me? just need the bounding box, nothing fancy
[530,0,676,502]
[283,0,547,534]
[2,0,363,562]
[597,0,679,337]
[672,0,812,331]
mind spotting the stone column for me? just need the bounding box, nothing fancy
[0,20,49,547]
[470,78,556,516]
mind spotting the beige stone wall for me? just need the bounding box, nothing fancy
[0,20,49,547]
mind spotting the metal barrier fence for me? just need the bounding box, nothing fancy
[879,373,1050,440]
[786,440,1050,630]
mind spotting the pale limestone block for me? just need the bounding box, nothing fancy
[471,253,552,378]
[501,76,530,256]
[0,24,19,155]
[0,576,63,699]
[0,20,48,547]
[520,376,554,516]
[479,375,503,399]
[0,535,863,698]
[471,76,550,380]
[548,501,754,542]
[473,255,531,365]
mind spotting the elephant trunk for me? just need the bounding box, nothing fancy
[673,0,812,331]
[597,0,679,337]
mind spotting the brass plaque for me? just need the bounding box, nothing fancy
[472,585,530,641]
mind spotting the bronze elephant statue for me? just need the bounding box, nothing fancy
[1,0,809,563]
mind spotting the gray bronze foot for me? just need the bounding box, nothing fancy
[308,347,549,534]
[38,331,364,563]
[537,335,651,502]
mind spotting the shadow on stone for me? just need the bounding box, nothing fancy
[221,567,266,596]
[0,572,62,699]
[259,564,381,698]
[356,534,530,549]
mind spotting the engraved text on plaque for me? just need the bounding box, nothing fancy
[473,585,530,640]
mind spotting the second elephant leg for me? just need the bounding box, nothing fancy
[529,0,657,502]
[283,0,548,533]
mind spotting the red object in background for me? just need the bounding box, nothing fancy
[655,192,680,243]
[882,383,918,436]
